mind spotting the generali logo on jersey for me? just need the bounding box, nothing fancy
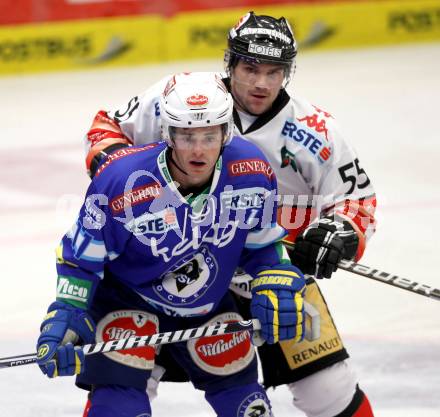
[187,312,255,375]
[228,158,274,179]
[110,182,162,214]
[186,94,209,107]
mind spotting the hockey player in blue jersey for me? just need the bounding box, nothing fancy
[35,72,306,417]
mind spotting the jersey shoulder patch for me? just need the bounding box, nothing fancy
[224,136,275,181]
[281,98,334,164]
[94,142,164,187]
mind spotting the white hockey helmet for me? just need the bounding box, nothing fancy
[160,72,234,147]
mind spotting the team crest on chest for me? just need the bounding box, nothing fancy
[153,245,218,305]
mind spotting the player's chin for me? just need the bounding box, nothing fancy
[247,99,271,115]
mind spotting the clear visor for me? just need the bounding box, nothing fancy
[225,50,295,87]
[170,124,227,150]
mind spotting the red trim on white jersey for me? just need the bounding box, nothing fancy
[85,110,133,171]
[328,195,377,261]
[278,194,377,262]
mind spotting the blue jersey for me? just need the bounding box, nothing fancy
[56,137,287,317]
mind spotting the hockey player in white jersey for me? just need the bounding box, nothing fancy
[83,12,376,417]
[36,73,307,417]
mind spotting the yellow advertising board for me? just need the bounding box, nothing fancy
[0,15,163,75]
[1,0,439,76]
[165,1,440,60]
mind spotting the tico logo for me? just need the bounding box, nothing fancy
[186,94,209,107]
[280,146,298,172]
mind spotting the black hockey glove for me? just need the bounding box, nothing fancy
[288,215,359,279]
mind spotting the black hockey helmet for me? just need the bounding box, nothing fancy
[225,11,297,75]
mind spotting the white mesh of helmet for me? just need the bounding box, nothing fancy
[160,72,234,147]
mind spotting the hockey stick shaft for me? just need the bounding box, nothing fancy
[283,241,440,301]
[338,259,440,301]
[0,319,260,370]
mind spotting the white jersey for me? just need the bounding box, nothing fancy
[86,71,376,259]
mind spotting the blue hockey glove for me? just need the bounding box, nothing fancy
[36,301,96,378]
[250,265,306,344]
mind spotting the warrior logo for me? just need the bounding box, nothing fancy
[237,392,272,417]
[280,146,298,172]
[153,246,218,305]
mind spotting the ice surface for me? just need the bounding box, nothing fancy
[1,42,439,416]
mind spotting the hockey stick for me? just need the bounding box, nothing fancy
[0,319,261,370]
[338,259,440,302]
[283,242,440,301]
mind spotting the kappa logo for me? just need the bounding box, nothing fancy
[297,113,329,140]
